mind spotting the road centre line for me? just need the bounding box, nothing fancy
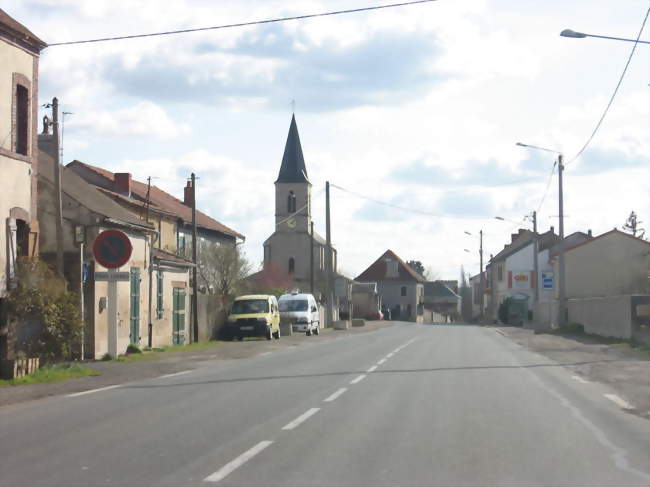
[324,388,348,402]
[350,374,367,385]
[604,394,633,410]
[386,352,394,358]
[571,375,590,384]
[67,385,121,397]
[282,408,321,430]
[158,370,192,379]
[377,358,387,365]
[366,365,378,373]
[203,441,273,483]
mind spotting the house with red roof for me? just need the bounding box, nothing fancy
[356,249,425,322]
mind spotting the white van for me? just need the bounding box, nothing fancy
[278,292,320,335]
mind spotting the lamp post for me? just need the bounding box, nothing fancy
[516,142,565,328]
[464,230,484,321]
[560,29,650,45]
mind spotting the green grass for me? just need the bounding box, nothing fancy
[111,340,228,362]
[0,363,100,387]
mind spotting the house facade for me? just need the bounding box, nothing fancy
[0,10,46,361]
[263,115,336,295]
[356,249,425,322]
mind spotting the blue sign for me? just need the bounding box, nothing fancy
[542,271,554,290]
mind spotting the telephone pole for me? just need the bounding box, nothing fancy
[532,210,539,308]
[52,98,64,278]
[479,230,484,321]
[325,182,334,327]
[146,177,154,348]
[191,173,199,342]
[557,155,566,327]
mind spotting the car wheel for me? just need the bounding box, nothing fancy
[266,327,272,340]
[306,328,312,336]
[273,327,281,340]
[314,326,320,336]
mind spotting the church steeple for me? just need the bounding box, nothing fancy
[276,114,309,184]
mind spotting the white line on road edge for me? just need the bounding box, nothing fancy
[571,375,590,384]
[604,394,633,410]
[366,365,378,373]
[282,408,321,430]
[493,328,507,337]
[204,441,273,483]
[67,385,121,397]
[386,353,394,358]
[377,358,387,365]
[324,388,348,402]
[158,370,192,379]
[350,374,367,385]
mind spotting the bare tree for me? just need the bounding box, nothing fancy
[424,266,440,281]
[197,242,251,299]
[623,211,645,239]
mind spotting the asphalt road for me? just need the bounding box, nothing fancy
[2,323,649,486]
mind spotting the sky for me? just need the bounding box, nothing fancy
[7,0,649,280]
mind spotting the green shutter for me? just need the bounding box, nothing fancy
[156,271,164,319]
[172,288,186,345]
[130,267,141,344]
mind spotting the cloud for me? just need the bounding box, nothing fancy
[68,101,190,138]
[570,147,649,176]
[436,191,495,217]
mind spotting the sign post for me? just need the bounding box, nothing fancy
[93,230,133,358]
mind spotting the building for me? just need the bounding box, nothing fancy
[351,282,381,319]
[356,249,425,322]
[263,115,336,295]
[422,280,460,322]
[0,9,46,362]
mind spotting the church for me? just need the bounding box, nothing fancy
[263,115,337,297]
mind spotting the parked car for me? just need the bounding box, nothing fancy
[226,295,281,340]
[279,292,320,335]
[366,310,384,321]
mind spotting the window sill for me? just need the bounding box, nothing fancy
[0,147,32,164]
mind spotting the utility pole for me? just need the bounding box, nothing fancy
[145,177,153,348]
[310,221,314,294]
[479,230,484,322]
[52,98,64,278]
[532,210,539,309]
[557,155,567,327]
[325,181,333,327]
[191,173,199,343]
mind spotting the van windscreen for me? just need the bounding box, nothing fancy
[231,299,269,314]
[279,300,308,312]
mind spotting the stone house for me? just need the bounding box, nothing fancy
[356,249,425,322]
[422,280,460,322]
[0,10,46,362]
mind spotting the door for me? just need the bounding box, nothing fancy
[172,287,186,345]
[129,267,140,344]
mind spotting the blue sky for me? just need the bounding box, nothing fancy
[7,0,649,279]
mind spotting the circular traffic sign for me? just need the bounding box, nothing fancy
[93,230,133,269]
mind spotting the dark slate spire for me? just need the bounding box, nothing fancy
[276,114,309,184]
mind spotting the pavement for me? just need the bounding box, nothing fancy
[494,325,650,421]
[2,322,650,486]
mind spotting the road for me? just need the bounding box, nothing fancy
[1,323,649,486]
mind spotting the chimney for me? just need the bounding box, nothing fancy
[588,229,592,237]
[183,180,194,207]
[114,173,132,195]
[550,226,555,234]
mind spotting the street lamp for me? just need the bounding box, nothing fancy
[517,142,565,328]
[560,29,650,45]
[464,230,484,321]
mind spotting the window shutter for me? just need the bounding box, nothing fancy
[508,271,513,289]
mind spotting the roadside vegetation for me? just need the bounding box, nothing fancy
[0,363,99,387]
[99,340,229,363]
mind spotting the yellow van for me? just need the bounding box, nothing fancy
[226,295,281,341]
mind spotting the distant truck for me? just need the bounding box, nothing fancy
[278,292,320,335]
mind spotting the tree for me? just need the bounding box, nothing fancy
[247,261,294,297]
[622,211,645,239]
[424,266,440,281]
[197,242,251,299]
[406,260,426,278]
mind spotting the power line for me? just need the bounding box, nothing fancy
[47,0,440,47]
[536,161,557,214]
[566,4,650,166]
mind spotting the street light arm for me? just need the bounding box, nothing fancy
[561,28,650,45]
[516,142,562,155]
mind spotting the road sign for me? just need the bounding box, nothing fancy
[542,271,554,290]
[93,230,132,269]
[94,271,130,281]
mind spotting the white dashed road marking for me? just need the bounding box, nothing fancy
[158,370,192,379]
[386,353,394,358]
[282,408,321,430]
[67,385,121,397]
[571,375,590,384]
[204,441,273,483]
[324,388,348,402]
[377,358,387,365]
[604,394,633,410]
[350,374,367,385]
[366,365,378,373]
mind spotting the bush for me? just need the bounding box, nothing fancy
[126,343,142,354]
[7,259,81,363]
[100,353,113,361]
[559,322,584,335]
[498,300,509,324]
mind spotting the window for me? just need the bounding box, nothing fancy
[177,233,186,257]
[401,286,407,297]
[156,271,164,319]
[497,265,503,282]
[15,84,29,155]
[288,257,295,274]
[287,191,296,213]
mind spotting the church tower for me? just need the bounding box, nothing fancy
[275,114,311,233]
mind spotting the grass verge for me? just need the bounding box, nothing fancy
[112,340,229,363]
[0,363,100,387]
